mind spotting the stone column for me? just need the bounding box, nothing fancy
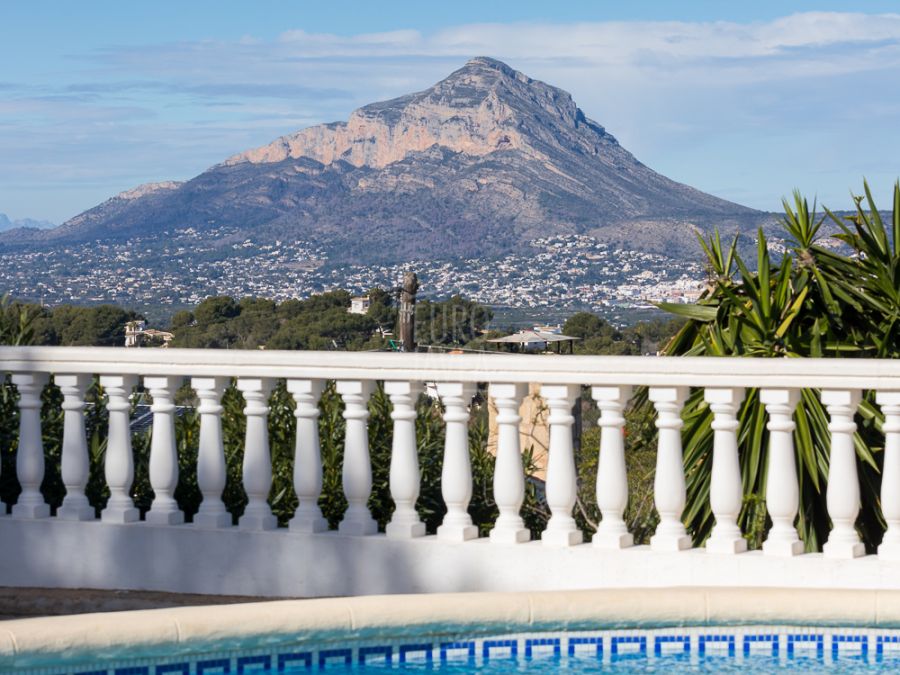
[878,391,900,559]
[649,386,691,551]
[591,385,633,549]
[822,389,865,559]
[489,383,530,544]
[237,378,276,531]
[10,373,50,519]
[336,380,377,535]
[760,388,804,556]
[100,375,139,523]
[287,379,328,533]
[541,384,582,547]
[436,382,478,542]
[385,381,425,538]
[56,374,95,521]
[705,387,747,554]
[192,377,231,528]
[145,376,184,525]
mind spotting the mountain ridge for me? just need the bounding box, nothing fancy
[1,57,765,262]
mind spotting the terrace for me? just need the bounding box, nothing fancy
[1,346,900,598]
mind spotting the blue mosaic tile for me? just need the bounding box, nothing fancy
[877,634,900,662]
[115,668,149,675]
[318,648,352,669]
[76,671,108,675]
[156,664,190,675]
[744,633,779,657]
[610,635,647,658]
[236,655,270,674]
[699,634,735,657]
[832,634,868,661]
[654,635,690,657]
[524,637,560,659]
[276,652,312,671]
[482,638,517,661]
[787,634,824,660]
[439,641,475,664]
[197,659,231,675]
[568,636,603,659]
[398,643,433,664]
[357,645,392,665]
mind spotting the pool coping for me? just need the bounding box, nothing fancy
[3,586,900,668]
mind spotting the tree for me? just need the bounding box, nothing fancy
[656,181,900,551]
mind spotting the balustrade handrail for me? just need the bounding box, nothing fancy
[2,346,900,389]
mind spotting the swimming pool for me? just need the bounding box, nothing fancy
[4,589,900,673]
[6,624,900,674]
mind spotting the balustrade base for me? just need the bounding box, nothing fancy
[194,511,233,529]
[592,531,634,550]
[490,527,530,544]
[339,519,378,536]
[5,519,900,599]
[101,508,140,524]
[823,540,866,559]
[56,504,96,521]
[437,524,479,542]
[543,528,584,547]
[289,517,329,534]
[386,521,426,539]
[239,514,277,532]
[879,540,900,561]
[706,537,748,555]
[11,503,50,519]
[146,510,186,526]
[650,534,692,552]
[763,538,804,557]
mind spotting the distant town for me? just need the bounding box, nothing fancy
[0,227,708,321]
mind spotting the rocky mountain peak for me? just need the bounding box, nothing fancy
[222,57,594,170]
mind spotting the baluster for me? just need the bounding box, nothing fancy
[591,386,633,549]
[287,379,327,533]
[192,377,231,528]
[10,373,50,519]
[56,374,94,520]
[649,387,691,551]
[145,376,184,525]
[705,387,747,554]
[100,375,139,523]
[237,378,276,531]
[878,392,900,559]
[541,384,582,546]
[822,389,865,558]
[336,380,377,535]
[760,388,803,556]
[436,382,478,542]
[385,381,425,538]
[489,383,530,544]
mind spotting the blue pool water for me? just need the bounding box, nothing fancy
[11,626,900,674]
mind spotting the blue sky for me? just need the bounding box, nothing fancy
[2,1,900,223]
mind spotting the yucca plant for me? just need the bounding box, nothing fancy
[654,181,900,551]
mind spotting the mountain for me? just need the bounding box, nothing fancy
[1,57,764,262]
[0,213,55,233]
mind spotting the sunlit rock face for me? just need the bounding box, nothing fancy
[4,57,764,263]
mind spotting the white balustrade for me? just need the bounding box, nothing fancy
[591,386,633,549]
[385,381,425,538]
[649,386,691,551]
[100,374,139,523]
[56,374,94,521]
[705,387,747,554]
[760,388,803,556]
[287,379,327,533]
[541,384,582,546]
[878,391,900,559]
[145,376,184,525]
[237,378,276,531]
[490,383,530,544]
[822,389,865,559]
[5,347,900,598]
[336,380,377,536]
[436,382,478,542]
[192,377,231,528]
[10,373,49,519]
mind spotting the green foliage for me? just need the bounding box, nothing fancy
[656,180,900,551]
[416,295,493,347]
